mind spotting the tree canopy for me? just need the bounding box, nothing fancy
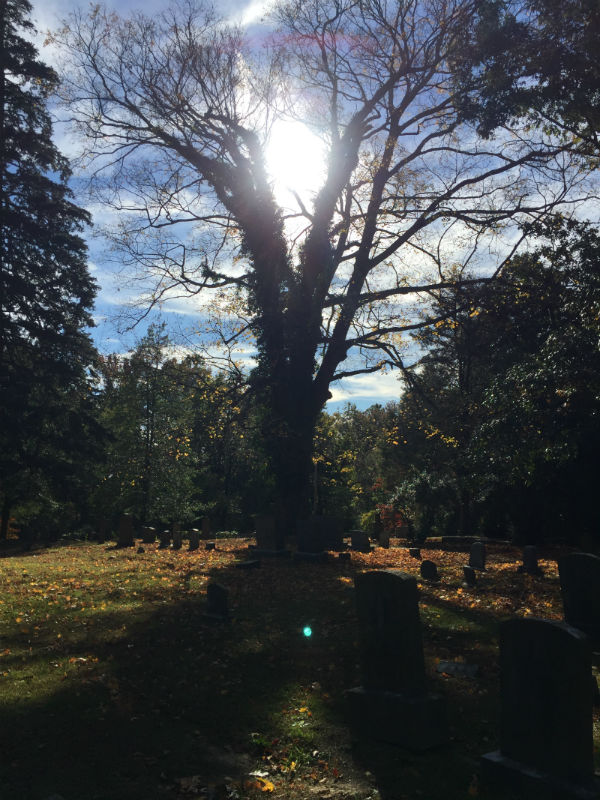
[0,0,98,538]
[54,0,591,527]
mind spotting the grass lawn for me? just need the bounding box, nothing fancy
[0,537,595,799]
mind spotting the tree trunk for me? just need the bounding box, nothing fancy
[0,495,10,541]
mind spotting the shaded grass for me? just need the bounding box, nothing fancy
[0,539,591,799]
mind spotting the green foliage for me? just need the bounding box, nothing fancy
[0,0,99,539]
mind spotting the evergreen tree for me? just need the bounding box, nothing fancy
[0,0,97,539]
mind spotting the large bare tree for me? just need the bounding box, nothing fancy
[56,0,585,535]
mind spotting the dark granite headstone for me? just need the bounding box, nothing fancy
[188,529,200,551]
[141,526,156,544]
[255,514,284,552]
[158,530,171,549]
[205,541,216,551]
[350,530,371,553]
[378,531,390,549]
[408,547,421,560]
[171,523,182,550]
[518,545,543,576]
[420,560,439,582]
[117,514,135,547]
[205,582,229,621]
[559,553,600,646]
[95,516,109,544]
[347,570,447,750]
[469,540,486,571]
[297,516,343,552]
[462,565,477,588]
[482,618,599,798]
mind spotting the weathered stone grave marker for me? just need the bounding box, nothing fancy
[172,523,182,550]
[462,565,477,588]
[158,529,171,549]
[408,547,421,559]
[469,540,486,571]
[348,570,447,750]
[420,560,439,582]
[378,530,390,549]
[204,583,229,621]
[188,529,200,551]
[254,513,286,554]
[141,526,155,544]
[350,530,371,553]
[205,541,216,551]
[481,617,600,798]
[558,553,600,646]
[117,514,135,547]
[95,516,109,544]
[518,545,543,576]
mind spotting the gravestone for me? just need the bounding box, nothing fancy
[255,514,285,552]
[205,541,216,551]
[158,530,171,549]
[518,545,543,576]
[481,618,600,798]
[558,553,600,646]
[117,514,135,547]
[204,583,229,621]
[469,540,486,571]
[378,531,390,549]
[350,530,371,553]
[141,526,156,544]
[408,547,421,560]
[95,516,109,544]
[188,529,200,551]
[235,559,261,570]
[420,560,439,582]
[201,517,211,539]
[171,523,182,550]
[297,516,343,553]
[462,565,477,588]
[347,570,447,750]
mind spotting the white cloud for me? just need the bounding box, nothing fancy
[327,370,402,409]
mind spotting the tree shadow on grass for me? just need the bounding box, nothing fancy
[0,548,363,800]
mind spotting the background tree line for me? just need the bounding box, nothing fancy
[2,0,600,548]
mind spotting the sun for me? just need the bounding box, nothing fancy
[265,119,328,210]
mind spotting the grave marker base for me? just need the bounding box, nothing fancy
[347,687,447,751]
[481,751,600,799]
[252,548,291,558]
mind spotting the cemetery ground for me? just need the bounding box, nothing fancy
[0,537,596,800]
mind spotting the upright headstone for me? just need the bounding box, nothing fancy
[469,540,486,571]
[462,565,477,588]
[420,560,439,582]
[482,618,599,798]
[558,553,600,645]
[188,529,200,551]
[408,547,421,560]
[159,529,171,549]
[117,514,135,547]
[255,514,284,552]
[347,570,447,750]
[141,526,156,544]
[204,583,229,621]
[172,522,182,550]
[297,516,343,553]
[205,541,216,551]
[350,530,371,553]
[378,530,390,549]
[518,545,543,576]
[95,516,109,544]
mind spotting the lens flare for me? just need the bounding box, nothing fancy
[303,626,312,638]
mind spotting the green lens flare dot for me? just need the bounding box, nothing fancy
[303,626,312,638]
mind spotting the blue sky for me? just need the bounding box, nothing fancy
[27,0,406,411]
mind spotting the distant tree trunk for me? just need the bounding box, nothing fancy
[0,495,10,541]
